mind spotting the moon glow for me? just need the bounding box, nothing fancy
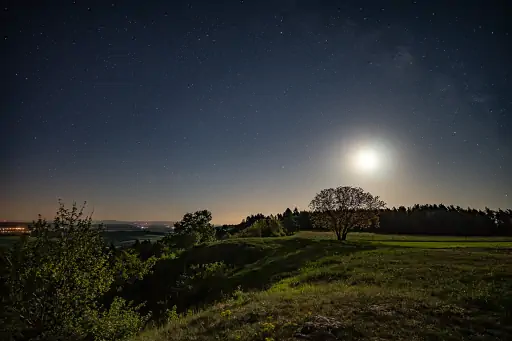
[354,148,379,173]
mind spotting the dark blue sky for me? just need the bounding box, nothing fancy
[2,1,511,223]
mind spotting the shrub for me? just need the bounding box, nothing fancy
[165,305,180,321]
[178,261,229,289]
[0,202,148,341]
[240,223,263,237]
[85,297,150,341]
[238,217,286,238]
[172,261,231,310]
[264,217,286,237]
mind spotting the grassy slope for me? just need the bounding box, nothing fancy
[298,230,512,242]
[2,231,511,249]
[134,232,512,341]
[296,231,512,249]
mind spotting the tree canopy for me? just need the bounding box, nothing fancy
[309,186,386,240]
[164,210,216,249]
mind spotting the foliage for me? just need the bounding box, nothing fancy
[242,213,266,229]
[269,204,510,237]
[239,216,286,238]
[0,201,147,341]
[262,205,512,237]
[174,262,230,305]
[86,297,149,341]
[165,305,180,321]
[178,261,229,287]
[131,239,169,261]
[111,248,157,290]
[309,186,386,240]
[163,210,216,249]
[296,210,314,230]
[377,204,512,236]
[265,217,286,237]
[281,208,299,235]
[220,309,233,318]
[216,209,313,238]
[239,223,263,237]
[215,225,232,240]
[131,234,512,341]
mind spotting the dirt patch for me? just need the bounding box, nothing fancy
[295,315,344,340]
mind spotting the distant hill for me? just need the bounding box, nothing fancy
[0,222,30,227]
[93,220,132,225]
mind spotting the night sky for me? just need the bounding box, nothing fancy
[2,1,511,223]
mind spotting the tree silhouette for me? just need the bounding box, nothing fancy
[282,208,299,235]
[375,204,511,236]
[309,186,386,240]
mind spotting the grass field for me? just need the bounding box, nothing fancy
[295,231,512,249]
[133,232,512,341]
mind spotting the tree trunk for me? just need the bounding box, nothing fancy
[341,227,349,241]
[335,230,342,240]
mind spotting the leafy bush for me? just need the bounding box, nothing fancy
[166,261,231,312]
[164,305,180,321]
[85,297,149,341]
[240,223,263,237]
[111,248,157,290]
[0,202,148,341]
[240,217,286,238]
[177,261,230,292]
[266,217,286,237]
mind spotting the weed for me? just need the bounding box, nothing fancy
[220,309,233,319]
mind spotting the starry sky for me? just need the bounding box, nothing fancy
[1,1,511,223]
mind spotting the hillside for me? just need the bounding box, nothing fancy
[132,232,512,341]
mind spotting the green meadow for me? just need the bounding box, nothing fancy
[296,231,512,248]
[131,232,512,341]
[3,230,511,340]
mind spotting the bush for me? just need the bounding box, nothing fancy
[239,217,286,238]
[173,261,231,310]
[264,217,286,237]
[85,297,150,341]
[0,202,148,341]
[240,223,263,237]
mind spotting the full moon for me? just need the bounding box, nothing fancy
[355,148,379,172]
[342,138,394,178]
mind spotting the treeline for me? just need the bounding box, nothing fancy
[376,204,512,236]
[220,204,512,237]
